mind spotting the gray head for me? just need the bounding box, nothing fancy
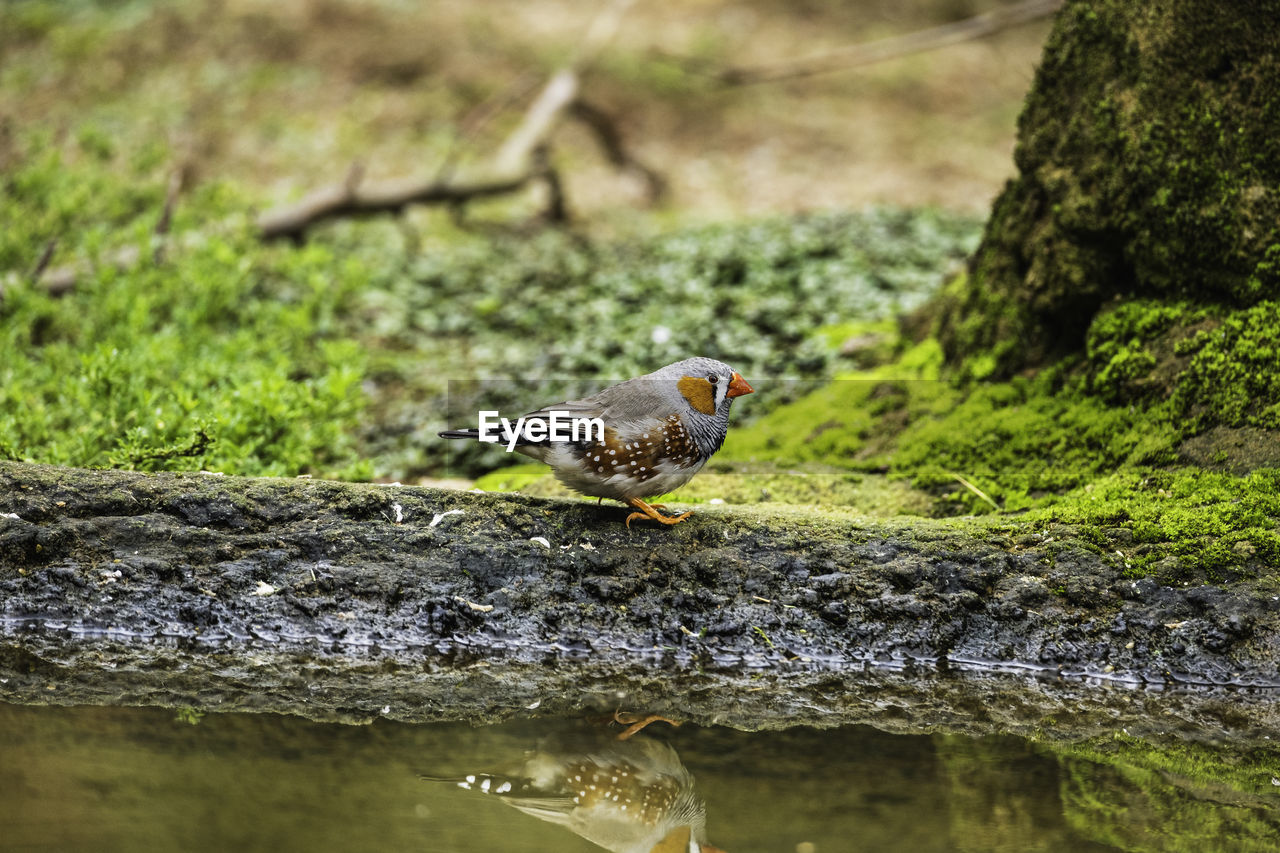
[646,356,753,457]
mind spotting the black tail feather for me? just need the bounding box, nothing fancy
[439,429,481,440]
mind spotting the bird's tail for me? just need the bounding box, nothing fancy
[419,771,536,798]
[438,428,481,440]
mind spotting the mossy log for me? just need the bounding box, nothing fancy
[937,0,1280,373]
[2,461,1279,741]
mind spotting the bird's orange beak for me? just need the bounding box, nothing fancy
[726,372,753,399]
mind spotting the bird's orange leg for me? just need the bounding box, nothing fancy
[624,497,693,528]
[613,709,682,740]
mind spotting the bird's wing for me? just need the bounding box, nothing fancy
[518,396,610,423]
[517,378,668,427]
[535,377,674,426]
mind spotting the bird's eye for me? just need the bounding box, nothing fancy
[707,374,718,383]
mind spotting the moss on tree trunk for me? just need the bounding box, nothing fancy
[936,0,1280,375]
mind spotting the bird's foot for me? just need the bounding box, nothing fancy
[624,498,693,528]
[612,709,682,741]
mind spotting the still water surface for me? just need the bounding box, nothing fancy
[2,702,1277,852]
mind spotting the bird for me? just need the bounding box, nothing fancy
[439,357,753,527]
[422,716,726,853]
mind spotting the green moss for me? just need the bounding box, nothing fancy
[1084,298,1280,430]
[1016,469,1280,580]
[0,140,371,478]
[717,381,882,467]
[472,463,549,493]
[722,366,1178,512]
[713,299,1280,578]
[477,462,935,517]
[937,0,1280,375]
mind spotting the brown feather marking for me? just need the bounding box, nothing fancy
[579,419,698,485]
[677,376,715,415]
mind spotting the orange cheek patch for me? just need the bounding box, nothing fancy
[677,376,716,415]
[651,826,693,853]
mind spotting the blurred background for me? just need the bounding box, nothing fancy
[0,0,1051,483]
[3,0,1046,218]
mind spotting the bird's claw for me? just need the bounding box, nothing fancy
[612,710,682,740]
[624,498,693,528]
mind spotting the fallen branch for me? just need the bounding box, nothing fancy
[259,0,636,241]
[253,165,541,240]
[681,0,1063,87]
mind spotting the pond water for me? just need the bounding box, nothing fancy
[2,702,1278,852]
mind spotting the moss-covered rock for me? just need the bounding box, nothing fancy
[1086,299,1280,432]
[936,0,1280,376]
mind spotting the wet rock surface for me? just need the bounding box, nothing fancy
[2,462,1278,742]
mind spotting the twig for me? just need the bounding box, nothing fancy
[254,172,537,240]
[255,0,633,240]
[693,0,1063,87]
[534,145,568,223]
[568,100,667,203]
[951,472,1001,511]
[28,239,58,286]
[153,163,188,264]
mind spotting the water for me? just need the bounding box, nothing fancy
[1,702,1277,852]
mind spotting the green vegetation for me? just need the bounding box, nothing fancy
[1,141,371,478]
[362,208,978,477]
[7,115,1275,582]
[0,115,979,477]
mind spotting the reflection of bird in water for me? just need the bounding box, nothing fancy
[424,715,725,853]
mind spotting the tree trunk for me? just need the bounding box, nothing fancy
[936,0,1280,374]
